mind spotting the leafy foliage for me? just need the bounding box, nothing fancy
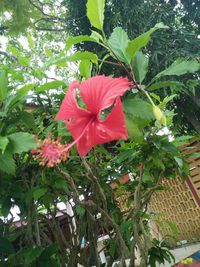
[0,0,199,266]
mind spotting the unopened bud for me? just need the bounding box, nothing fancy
[152,105,167,126]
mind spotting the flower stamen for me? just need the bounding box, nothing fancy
[32,133,69,167]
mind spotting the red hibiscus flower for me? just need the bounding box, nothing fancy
[55,75,132,156]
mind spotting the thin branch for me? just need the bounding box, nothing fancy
[0,51,18,61]
[35,26,66,32]
[82,157,108,212]
[55,166,129,265]
[35,17,65,24]
[29,0,63,20]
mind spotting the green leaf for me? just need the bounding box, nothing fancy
[123,97,154,121]
[17,83,37,96]
[124,98,153,141]
[174,156,183,168]
[115,149,137,164]
[0,237,14,254]
[43,52,98,69]
[86,0,105,30]
[24,247,43,265]
[109,239,117,258]
[133,51,149,83]
[108,27,130,64]
[7,46,20,57]
[79,60,92,78]
[159,94,177,109]
[66,35,97,50]
[91,30,104,42]
[36,81,66,93]
[165,220,178,236]
[18,56,30,67]
[0,136,9,153]
[45,47,53,57]
[150,93,160,102]
[0,69,8,101]
[8,132,37,154]
[40,244,58,260]
[172,135,193,147]
[148,81,183,91]
[33,188,47,200]
[8,69,24,82]
[68,51,98,63]
[155,59,200,79]
[31,69,47,80]
[125,115,143,142]
[0,150,16,175]
[189,152,200,158]
[54,179,69,194]
[127,23,168,61]
[21,111,36,130]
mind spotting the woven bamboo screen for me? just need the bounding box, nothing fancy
[149,140,200,243]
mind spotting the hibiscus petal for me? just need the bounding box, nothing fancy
[79,75,132,115]
[74,97,128,156]
[55,80,90,121]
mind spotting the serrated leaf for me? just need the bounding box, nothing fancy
[66,35,97,50]
[86,0,105,30]
[148,81,183,91]
[8,132,37,154]
[123,97,154,121]
[133,51,149,83]
[125,115,144,142]
[36,81,66,93]
[68,51,98,63]
[79,60,92,78]
[127,23,168,61]
[0,136,9,153]
[0,69,8,101]
[90,32,103,43]
[0,150,16,175]
[155,59,200,79]
[108,27,131,64]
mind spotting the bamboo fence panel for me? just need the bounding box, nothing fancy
[149,140,200,243]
